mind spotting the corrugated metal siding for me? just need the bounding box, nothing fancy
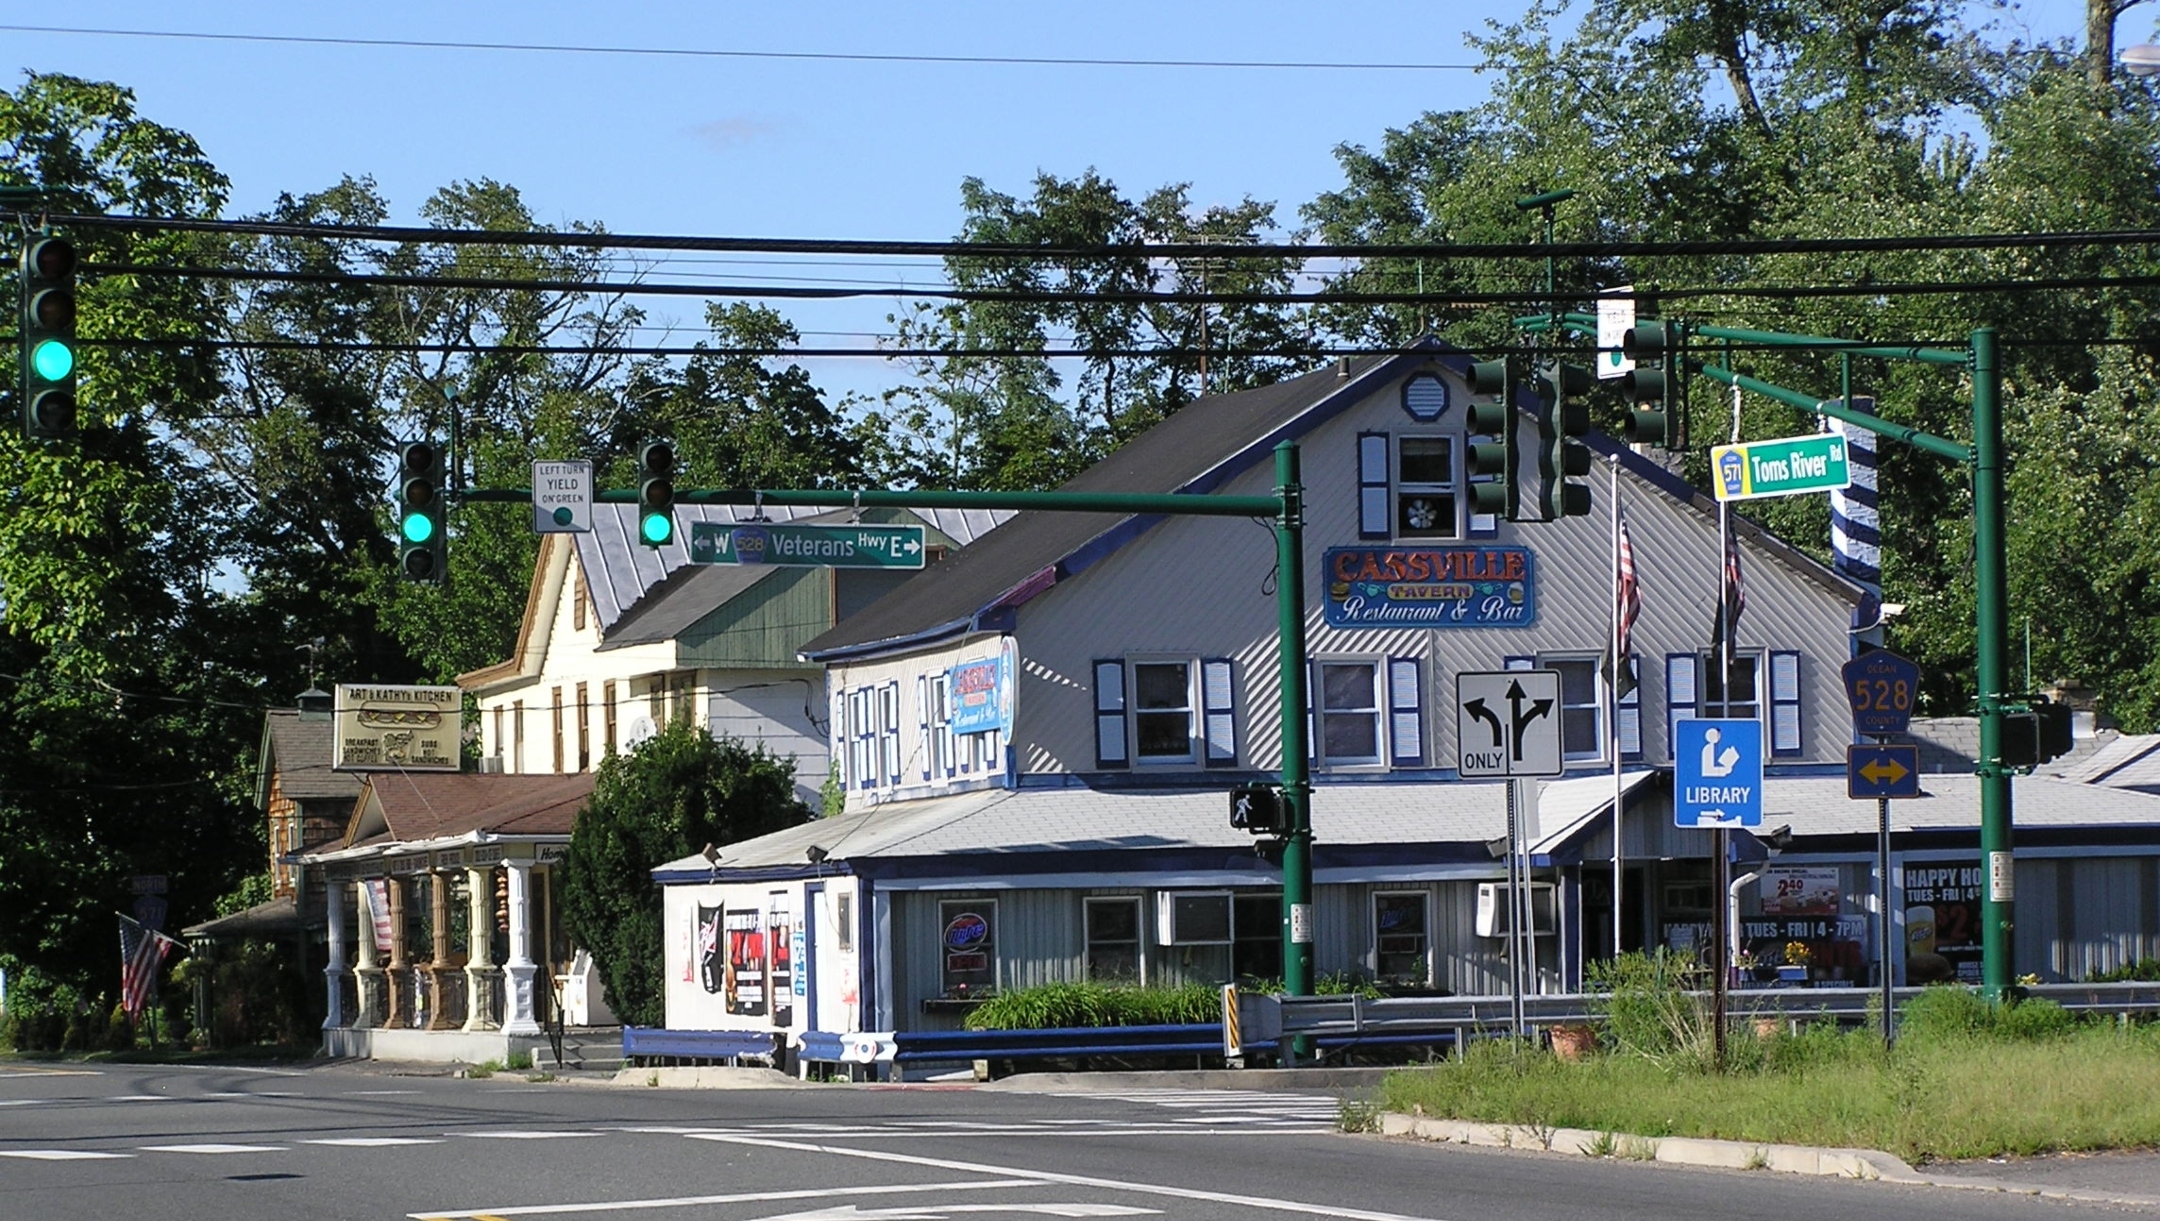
[675,566,833,667]
[1014,370,1857,778]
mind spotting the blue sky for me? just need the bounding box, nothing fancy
[4,1,2116,399]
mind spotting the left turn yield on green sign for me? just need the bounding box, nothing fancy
[533,460,593,533]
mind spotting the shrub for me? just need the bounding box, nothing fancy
[963,982,1220,1030]
[1585,949,1712,1066]
[2089,958,2160,983]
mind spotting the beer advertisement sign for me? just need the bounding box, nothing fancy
[333,684,461,771]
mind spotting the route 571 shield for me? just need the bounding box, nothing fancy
[1455,670,1564,778]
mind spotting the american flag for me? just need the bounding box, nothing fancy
[1723,524,1747,642]
[118,914,177,1023]
[1610,516,1642,699]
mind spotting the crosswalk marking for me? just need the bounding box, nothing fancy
[304,1137,446,1147]
[0,1149,132,1160]
[140,1144,289,1154]
[455,1131,604,1140]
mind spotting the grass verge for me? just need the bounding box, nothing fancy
[1380,1011,2160,1163]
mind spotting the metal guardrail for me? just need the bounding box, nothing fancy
[621,1026,778,1064]
[891,1022,1222,1064]
[1235,981,2160,1061]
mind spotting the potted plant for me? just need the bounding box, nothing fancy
[1777,941,1811,984]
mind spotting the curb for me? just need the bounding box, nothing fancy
[1376,1113,2160,1209]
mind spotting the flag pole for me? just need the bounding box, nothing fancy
[1608,455,1624,962]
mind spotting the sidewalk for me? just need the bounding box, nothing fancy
[1379,1113,2160,1210]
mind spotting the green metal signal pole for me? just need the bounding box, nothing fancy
[1529,315,2015,997]
[463,447,1321,1002]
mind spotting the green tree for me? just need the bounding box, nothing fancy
[559,721,809,1028]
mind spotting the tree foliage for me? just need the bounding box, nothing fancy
[559,721,809,1028]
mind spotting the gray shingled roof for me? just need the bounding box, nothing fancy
[2055,732,2160,792]
[656,772,1656,874]
[261,709,365,805]
[1763,772,2160,836]
[576,503,1013,633]
[800,356,1396,660]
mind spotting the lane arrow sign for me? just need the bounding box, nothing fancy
[1464,698,1504,748]
[1505,678,1554,762]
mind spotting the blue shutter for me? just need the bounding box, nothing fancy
[884,681,902,786]
[1358,432,1390,539]
[1770,649,1803,757]
[1201,658,1238,768]
[854,688,874,789]
[1665,653,1698,762]
[1094,660,1128,769]
[917,674,932,782]
[1617,655,1643,762]
[1387,657,1423,767]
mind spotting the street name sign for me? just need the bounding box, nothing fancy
[1712,433,1852,502]
[1673,717,1764,827]
[531,460,593,533]
[1847,743,1923,800]
[689,521,928,569]
[1455,670,1564,778]
[1842,650,1921,736]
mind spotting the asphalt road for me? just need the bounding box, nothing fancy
[0,1062,2124,1221]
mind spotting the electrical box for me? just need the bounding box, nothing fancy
[1475,882,1557,937]
[1156,891,1233,945]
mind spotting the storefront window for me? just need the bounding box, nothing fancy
[1084,897,1142,982]
[1374,892,1431,987]
[1233,893,1283,982]
[939,898,997,996]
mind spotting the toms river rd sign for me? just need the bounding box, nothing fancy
[1712,433,1852,502]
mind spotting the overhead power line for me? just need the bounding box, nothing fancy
[40,211,2160,261]
[85,261,2160,308]
[0,24,1481,72]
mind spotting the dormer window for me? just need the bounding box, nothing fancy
[1359,432,1462,541]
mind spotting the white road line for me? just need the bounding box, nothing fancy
[0,1099,47,1106]
[0,1149,133,1160]
[0,1069,101,1079]
[140,1144,289,1154]
[347,1089,424,1095]
[692,1135,1451,1221]
[689,1128,1332,1140]
[105,1094,172,1101]
[304,1137,446,1147]
[455,1131,606,1140]
[407,1177,1041,1219]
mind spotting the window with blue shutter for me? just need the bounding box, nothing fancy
[882,681,902,786]
[852,688,876,789]
[1388,657,1423,767]
[1202,659,1238,768]
[1358,433,1390,539]
[1770,650,1803,756]
[1617,655,1643,762]
[1094,660,1128,769]
[1665,653,1698,761]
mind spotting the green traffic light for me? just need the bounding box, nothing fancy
[641,511,674,545]
[30,338,73,382]
[401,512,436,544]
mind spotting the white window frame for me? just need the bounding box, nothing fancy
[1539,653,1607,764]
[1699,648,1764,722]
[1314,658,1385,769]
[1393,431,1463,541]
[1083,896,1145,984]
[1373,890,1433,988]
[1127,658,1199,766]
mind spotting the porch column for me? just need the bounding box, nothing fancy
[322,878,348,1030]
[353,881,384,1028]
[462,865,499,1032]
[426,869,460,1030]
[501,859,541,1035]
[384,877,410,1028]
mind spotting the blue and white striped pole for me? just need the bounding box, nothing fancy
[1829,396,1884,646]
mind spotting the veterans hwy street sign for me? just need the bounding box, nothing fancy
[1847,743,1923,800]
[689,521,927,569]
[1455,670,1563,778]
[1673,717,1764,827]
[1842,650,1922,736]
[1712,433,1852,502]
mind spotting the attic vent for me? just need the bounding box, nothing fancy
[1401,374,1449,422]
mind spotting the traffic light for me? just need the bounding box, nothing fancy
[19,233,77,440]
[395,439,447,584]
[1536,361,1592,519]
[1621,319,1685,448]
[1229,783,1287,836]
[637,440,676,547]
[1465,358,1517,520]
[2001,697,2075,769]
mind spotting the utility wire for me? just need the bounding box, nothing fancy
[0,24,1483,72]
[40,211,2160,261]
